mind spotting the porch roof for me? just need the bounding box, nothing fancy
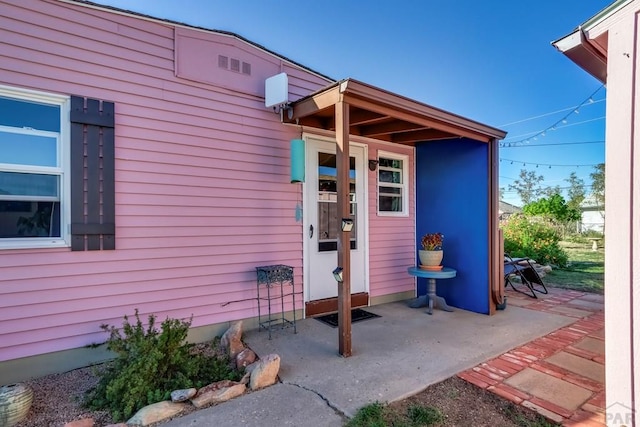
[283,79,506,144]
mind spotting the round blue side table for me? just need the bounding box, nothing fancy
[407,266,457,315]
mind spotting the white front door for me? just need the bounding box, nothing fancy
[304,136,367,302]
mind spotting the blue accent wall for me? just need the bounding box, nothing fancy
[416,138,490,314]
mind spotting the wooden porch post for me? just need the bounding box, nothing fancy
[488,137,501,314]
[336,100,352,357]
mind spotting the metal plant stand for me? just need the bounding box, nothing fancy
[255,264,298,339]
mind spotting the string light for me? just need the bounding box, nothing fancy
[500,157,600,168]
[500,140,604,148]
[499,84,605,147]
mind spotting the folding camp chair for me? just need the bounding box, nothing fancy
[503,254,548,298]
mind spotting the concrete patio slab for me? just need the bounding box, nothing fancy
[504,368,592,411]
[161,287,604,427]
[162,383,345,427]
[546,351,605,382]
[242,301,575,419]
[573,336,605,355]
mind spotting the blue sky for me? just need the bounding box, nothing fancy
[94,0,610,206]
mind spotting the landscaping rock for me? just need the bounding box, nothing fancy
[249,353,280,390]
[170,387,197,402]
[240,370,252,385]
[104,424,128,427]
[220,321,244,359]
[236,347,257,369]
[190,380,246,408]
[126,401,186,426]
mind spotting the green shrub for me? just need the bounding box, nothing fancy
[501,214,568,267]
[85,310,240,422]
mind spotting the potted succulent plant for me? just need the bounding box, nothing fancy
[419,232,444,268]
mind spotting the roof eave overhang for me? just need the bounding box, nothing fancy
[284,79,506,144]
[552,0,635,84]
[553,29,608,84]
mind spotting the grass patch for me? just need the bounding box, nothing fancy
[345,402,444,427]
[544,241,604,294]
[407,404,444,425]
[345,402,387,427]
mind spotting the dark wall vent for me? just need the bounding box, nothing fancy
[218,55,228,69]
[242,62,251,75]
[230,58,240,72]
[217,54,250,76]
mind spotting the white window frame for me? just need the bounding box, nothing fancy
[0,85,70,250]
[377,151,409,216]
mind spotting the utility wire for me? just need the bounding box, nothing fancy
[500,85,605,147]
[502,116,605,143]
[500,140,604,148]
[498,98,605,127]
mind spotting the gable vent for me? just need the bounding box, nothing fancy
[230,58,240,72]
[242,62,251,75]
[218,55,228,69]
[217,54,251,76]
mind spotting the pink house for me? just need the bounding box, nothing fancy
[554,0,640,422]
[0,0,505,383]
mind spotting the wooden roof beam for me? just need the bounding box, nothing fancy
[324,109,388,131]
[391,129,460,144]
[359,121,428,137]
[288,87,341,120]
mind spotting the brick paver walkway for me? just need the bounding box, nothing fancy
[457,287,605,426]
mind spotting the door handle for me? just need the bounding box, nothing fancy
[309,224,314,239]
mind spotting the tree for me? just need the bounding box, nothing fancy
[508,169,544,205]
[590,163,605,209]
[542,185,561,199]
[523,193,581,223]
[499,187,505,201]
[565,171,585,211]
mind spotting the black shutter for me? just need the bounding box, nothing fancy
[70,96,115,251]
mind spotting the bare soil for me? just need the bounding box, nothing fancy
[386,376,557,426]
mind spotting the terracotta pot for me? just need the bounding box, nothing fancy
[0,383,33,427]
[419,250,443,267]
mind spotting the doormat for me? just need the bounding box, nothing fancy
[314,308,381,328]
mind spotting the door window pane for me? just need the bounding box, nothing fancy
[317,152,357,252]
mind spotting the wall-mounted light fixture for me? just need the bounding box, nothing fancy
[368,159,379,171]
[341,218,354,232]
[332,267,343,283]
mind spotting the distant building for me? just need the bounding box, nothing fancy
[579,195,604,233]
[499,201,522,220]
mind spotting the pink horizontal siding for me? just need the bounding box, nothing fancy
[366,141,417,298]
[0,0,326,362]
